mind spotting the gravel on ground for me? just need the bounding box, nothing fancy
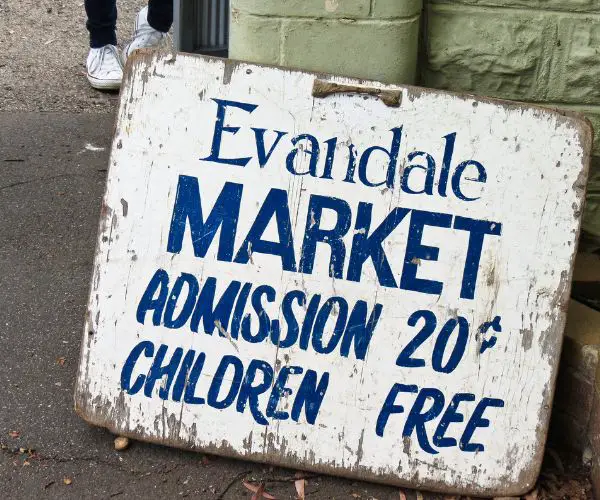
[0,0,142,113]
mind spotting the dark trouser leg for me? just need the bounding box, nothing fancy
[85,0,118,48]
[147,0,174,33]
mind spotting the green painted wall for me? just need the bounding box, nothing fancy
[229,0,422,84]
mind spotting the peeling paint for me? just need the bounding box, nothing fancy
[120,198,128,217]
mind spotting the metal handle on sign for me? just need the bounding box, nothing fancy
[312,79,402,108]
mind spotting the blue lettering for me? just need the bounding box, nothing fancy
[401,151,436,195]
[347,203,410,287]
[400,210,452,295]
[183,352,207,404]
[270,290,306,348]
[236,359,274,425]
[358,127,402,188]
[342,144,358,184]
[433,393,475,448]
[201,99,258,167]
[266,366,303,420]
[395,309,437,368]
[321,137,337,180]
[299,195,351,279]
[438,132,456,197]
[286,134,320,176]
[171,350,207,404]
[252,128,287,168]
[403,387,445,455]
[311,297,348,355]
[291,370,329,425]
[206,355,244,409]
[234,188,297,271]
[432,317,469,374]
[241,285,275,344]
[340,300,383,360]
[163,272,199,329]
[190,278,241,336]
[454,216,502,300]
[136,269,169,326]
[172,349,196,402]
[460,397,504,452]
[144,344,184,399]
[452,160,487,201]
[376,383,417,437]
[121,341,154,394]
[231,282,252,339]
[167,176,243,261]
[299,294,321,350]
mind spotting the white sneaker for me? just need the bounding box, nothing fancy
[123,6,170,64]
[86,45,123,90]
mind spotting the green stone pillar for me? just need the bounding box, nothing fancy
[229,0,422,84]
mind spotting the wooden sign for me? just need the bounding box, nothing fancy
[75,51,592,496]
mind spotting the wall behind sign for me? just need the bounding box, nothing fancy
[229,0,421,87]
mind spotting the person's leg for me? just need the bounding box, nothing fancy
[147,0,173,33]
[84,0,118,48]
[122,0,172,62]
[84,0,122,90]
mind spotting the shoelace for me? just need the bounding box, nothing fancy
[97,45,122,73]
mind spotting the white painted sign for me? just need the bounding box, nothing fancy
[75,52,592,496]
